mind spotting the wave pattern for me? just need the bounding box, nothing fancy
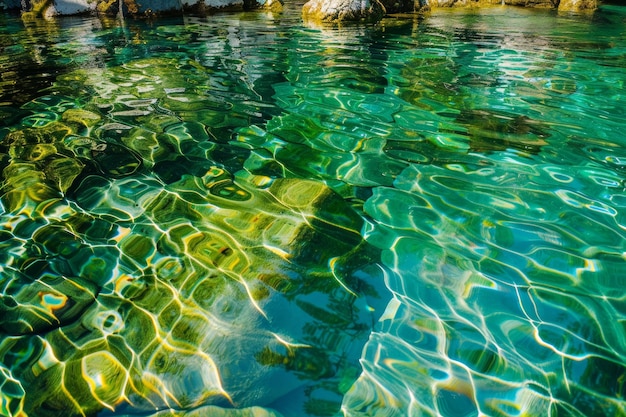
[1,5,626,417]
[0,19,388,417]
[236,8,626,416]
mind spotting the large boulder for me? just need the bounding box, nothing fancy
[558,0,597,11]
[302,0,386,23]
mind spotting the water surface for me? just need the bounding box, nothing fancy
[1,4,626,417]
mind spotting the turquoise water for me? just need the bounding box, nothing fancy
[1,4,626,417]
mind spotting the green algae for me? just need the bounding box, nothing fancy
[0,54,386,416]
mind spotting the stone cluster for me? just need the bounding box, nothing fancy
[1,0,597,20]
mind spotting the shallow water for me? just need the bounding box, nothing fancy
[1,4,626,417]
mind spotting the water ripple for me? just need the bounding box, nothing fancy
[2,5,626,417]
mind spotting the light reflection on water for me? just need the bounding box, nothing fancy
[1,4,626,417]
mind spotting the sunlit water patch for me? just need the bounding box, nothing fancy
[1,4,626,417]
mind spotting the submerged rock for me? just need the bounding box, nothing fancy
[0,58,389,417]
[0,169,387,417]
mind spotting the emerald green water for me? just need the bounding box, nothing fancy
[1,4,626,417]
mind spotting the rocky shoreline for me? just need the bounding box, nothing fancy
[1,0,597,21]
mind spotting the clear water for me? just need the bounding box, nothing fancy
[1,4,626,417]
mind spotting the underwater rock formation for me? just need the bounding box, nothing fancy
[0,59,389,417]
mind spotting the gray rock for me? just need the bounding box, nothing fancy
[302,0,386,22]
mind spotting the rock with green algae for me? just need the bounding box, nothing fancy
[302,0,385,23]
[301,0,597,22]
[0,67,388,417]
[0,170,386,417]
[557,0,597,11]
[0,119,142,204]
